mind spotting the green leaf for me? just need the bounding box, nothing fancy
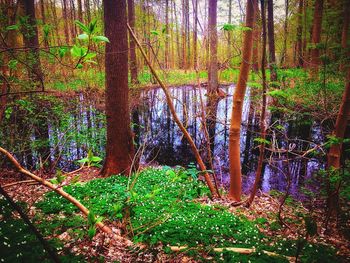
[91,156,102,162]
[88,226,96,240]
[92,35,110,43]
[6,24,19,31]
[89,19,98,34]
[75,20,89,33]
[150,30,159,36]
[254,137,271,145]
[76,63,83,69]
[84,52,96,59]
[8,59,18,70]
[58,47,68,58]
[77,157,89,164]
[71,45,82,57]
[77,33,89,40]
[70,174,81,184]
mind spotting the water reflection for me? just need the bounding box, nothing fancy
[1,85,327,198]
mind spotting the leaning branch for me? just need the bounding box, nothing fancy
[127,24,218,198]
[0,146,132,246]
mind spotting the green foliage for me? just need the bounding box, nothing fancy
[77,149,103,168]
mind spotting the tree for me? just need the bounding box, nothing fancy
[102,0,135,176]
[247,0,267,207]
[228,0,256,201]
[309,0,324,75]
[206,0,219,154]
[267,0,277,81]
[21,0,44,90]
[326,69,350,219]
[128,0,139,84]
[296,0,303,67]
[252,0,260,72]
[340,0,350,71]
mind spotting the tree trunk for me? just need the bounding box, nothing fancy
[326,69,350,218]
[267,0,277,81]
[228,0,256,201]
[61,0,70,43]
[247,0,267,207]
[192,0,198,69]
[165,0,170,68]
[309,0,324,76]
[21,0,44,91]
[77,0,83,22]
[296,0,303,67]
[252,0,260,72]
[85,0,91,22]
[102,0,135,176]
[340,0,350,71]
[206,0,219,155]
[128,0,139,84]
[281,0,289,67]
[227,0,233,62]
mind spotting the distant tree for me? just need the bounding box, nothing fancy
[102,0,135,176]
[267,0,277,81]
[20,0,44,90]
[229,0,256,201]
[128,0,139,84]
[296,0,303,67]
[340,0,350,71]
[309,0,324,76]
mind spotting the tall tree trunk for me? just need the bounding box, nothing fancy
[227,0,233,62]
[267,0,277,81]
[40,0,46,24]
[281,0,289,67]
[77,0,83,22]
[61,0,70,43]
[102,0,135,176]
[192,0,198,69]
[309,0,324,76]
[252,0,260,72]
[326,69,350,220]
[165,0,170,68]
[21,0,44,91]
[247,0,267,207]
[296,0,303,67]
[340,0,350,71]
[85,0,91,22]
[228,0,256,201]
[206,0,219,156]
[128,0,139,84]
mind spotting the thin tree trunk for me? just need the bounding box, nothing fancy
[128,0,139,84]
[281,0,289,67]
[228,0,256,201]
[61,0,70,43]
[252,0,260,72]
[309,0,324,76]
[247,0,267,207]
[267,0,277,81]
[192,0,198,69]
[165,0,170,68]
[340,0,350,71]
[206,0,219,155]
[21,0,44,91]
[227,0,233,61]
[85,0,91,22]
[77,0,83,22]
[296,0,303,67]
[102,0,135,176]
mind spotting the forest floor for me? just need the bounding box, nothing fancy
[1,166,349,262]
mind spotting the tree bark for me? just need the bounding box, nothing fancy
[247,0,267,207]
[326,69,350,217]
[192,0,198,69]
[309,0,324,75]
[206,0,219,154]
[128,0,139,84]
[267,0,277,81]
[228,0,256,201]
[77,0,83,22]
[252,0,260,72]
[21,0,44,91]
[281,0,289,67]
[102,0,135,176]
[61,0,70,43]
[296,0,303,67]
[165,0,170,68]
[340,0,350,71]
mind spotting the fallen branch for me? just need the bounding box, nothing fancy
[169,246,294,262]
[3,179,37,188]
[0,146,132,246]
